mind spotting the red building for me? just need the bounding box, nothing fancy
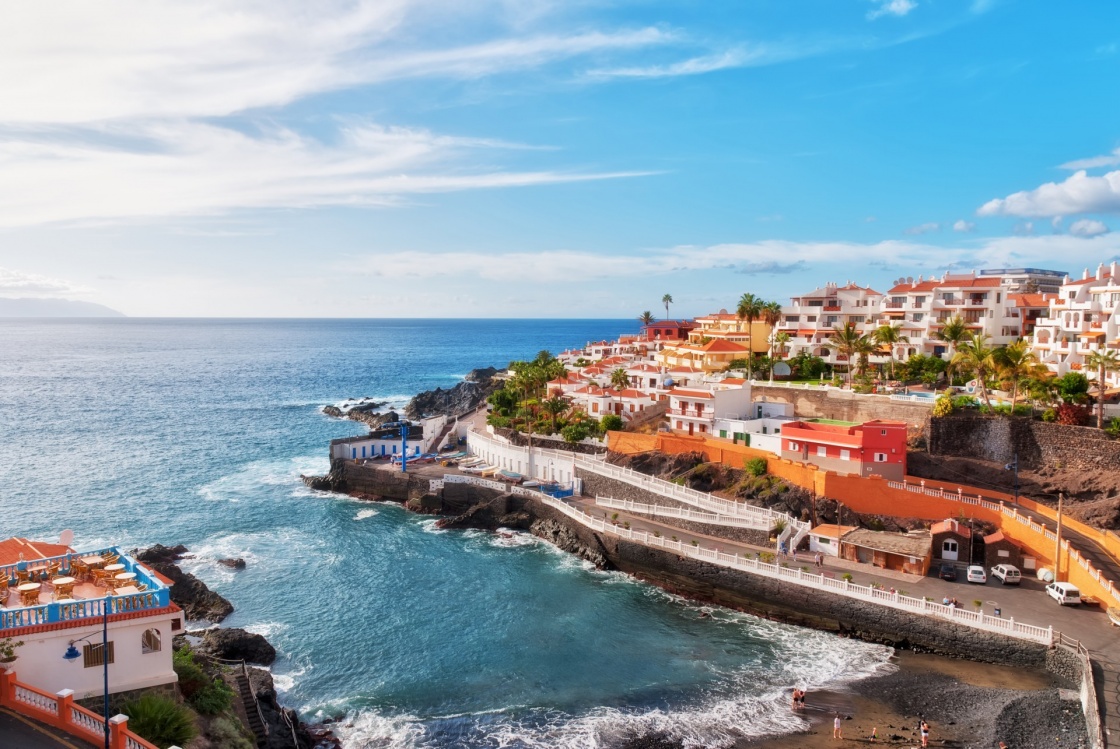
[641,320,697,346]
[780,419,908,480]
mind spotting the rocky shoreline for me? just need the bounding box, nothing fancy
[139,544,336,749]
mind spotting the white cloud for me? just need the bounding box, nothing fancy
[977,170,1120,217]
[0,267,91,296]
[867,0,917,21]
[587,49,748,79]
[1069,219,1110,237]
[905,222,940,235]
[1059,148,1120,171]
[1051,216,1063,230]
[952,219,975,232]
[0,121,651,227]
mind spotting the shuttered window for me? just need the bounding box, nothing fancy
[83,642,115,668]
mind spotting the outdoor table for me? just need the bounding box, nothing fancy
[52,576,77,599]
[82,555,105,569]
[17,582,41,605]
[104,563,125,573]
[114,572,137,583]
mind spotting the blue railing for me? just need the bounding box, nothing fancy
[1,547,171,631]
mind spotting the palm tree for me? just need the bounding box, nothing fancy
[736,293,763,378]
[994,340,1042,411]
[936,315,970,382]
[1084,349,1120,429]
[951,333,997,409]
[761,300,782,350]
[773,332,791,360]
[638,311,655,326]
[873,323,909,379]
[662,293,673,319]
[828,322,866,388]
[610,367,630,390]
[540,395,569,434]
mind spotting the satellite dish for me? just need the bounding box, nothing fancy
[773,362,792,377]
[59,529,74,547]
[906,276,914,284]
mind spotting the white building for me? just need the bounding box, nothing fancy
[668,381,754,437]
[1033,262,1120,387]
[713,401,795,455]
[1,537,180,700]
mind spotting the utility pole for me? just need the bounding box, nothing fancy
[400,421,409,473]
[1053,492,1064,582]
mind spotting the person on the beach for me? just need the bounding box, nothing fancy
[798,689,806,708]
[870,726,877,742]
[833,714,842,739]
[791,688,800,709]
[920,719,930,747]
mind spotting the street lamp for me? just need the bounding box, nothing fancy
[63,593,112,749]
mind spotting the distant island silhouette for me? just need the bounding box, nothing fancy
[0,297,125,317]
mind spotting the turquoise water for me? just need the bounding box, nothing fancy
[0,319,892,748]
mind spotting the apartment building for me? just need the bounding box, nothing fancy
[1033,262,1120,388]
[777,282,889,367]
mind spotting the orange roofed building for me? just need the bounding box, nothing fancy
[781,419,907,481]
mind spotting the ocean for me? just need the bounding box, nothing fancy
[0,318,893,748]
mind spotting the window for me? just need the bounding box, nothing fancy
[913,313,924,322]
[943,540,958,554]
[874,453,887,462]
[840,449,850,460]
[171,618,182,631]
[817,446,827,457]
[998,550,1010,558]
[806,316,817,322]
[83,642,115,668]
[142,628,161,654]
[881,429,887,436]
[818,537,831,545]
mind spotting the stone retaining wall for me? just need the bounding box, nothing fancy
[751,384,932,428]
[928,413,1120,471]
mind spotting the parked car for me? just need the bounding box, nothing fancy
[991,564,1022,585]
[966,565,987,584]
[938,563,957,581]
[1046,581,1082,606]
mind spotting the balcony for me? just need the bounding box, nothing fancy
[670,409,711,420]
[884,301,904,309]
[822,305,842,312]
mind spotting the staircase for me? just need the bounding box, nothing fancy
[234,666,268,748]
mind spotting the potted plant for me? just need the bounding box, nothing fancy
[770,518,787,542]
[0,637,23,671]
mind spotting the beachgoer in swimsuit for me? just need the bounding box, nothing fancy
[833,714,842,739]
[920,719,930,747]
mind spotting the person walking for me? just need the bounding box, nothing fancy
[815,552,823,568]
[920,719,930,747]
[833,714,843,740]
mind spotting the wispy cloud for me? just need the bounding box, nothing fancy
[905,222,940,235]
[867,0,917,21]
[587,49,749,79]
[0,266,91,296]
[952,219,975,232]
[1069,219,1110,237]
[0,121,653,227]
[978,170,1120,217]
[1060,147,1120,171]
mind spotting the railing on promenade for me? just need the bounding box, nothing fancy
[539,496,1054,646]
[572,456,807,536]
[0,588,170,632]
[594,496,769,531]
[0,671,159,749]
[437,474,574,500]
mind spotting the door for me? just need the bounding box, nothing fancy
[941,539,959,562]
[688,422,694,436]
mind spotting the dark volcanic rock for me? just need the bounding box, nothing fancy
[137,545,234,622]
[198,627,277,665]
[405,369,501,419]
[247,666,319,749]
[217,557,246,570]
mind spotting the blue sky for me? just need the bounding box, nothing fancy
[2,0,1120,317]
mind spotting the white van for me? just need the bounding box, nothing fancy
[991,564,1021,585]
[1046,581,1082,606]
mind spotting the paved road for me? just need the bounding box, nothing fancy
[0,708,96,749]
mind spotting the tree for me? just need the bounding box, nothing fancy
[951,333,997,409]
[562,422,590,444]
[638,311,655,325]
[1084,349,1120,429]
[610,367,630,390]
[540,395,569,434]
[828,322,868,387]
[773,331,791,361]
[601,414,624,432]
[736,293,763,378]
[1055,371,1090,404]
[761,301,783,364]
[936,315,970,382]
[662,293,673,319]
[994,340,1042,411]
[873,323,909,379]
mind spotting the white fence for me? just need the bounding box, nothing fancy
[595,496,770,530]
[573,455,809,545]
[465,429,583,489]
[540,495,1054,646]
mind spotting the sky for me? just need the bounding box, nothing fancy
[3,0,1120,318]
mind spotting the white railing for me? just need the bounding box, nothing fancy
[540,496,1054,646]
[573,456,807,536]
[595,496,769,530]
[14,685,58,715]
[889,394,936,405]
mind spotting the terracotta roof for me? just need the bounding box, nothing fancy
[671,388,714,399]
[983,530,1018,546]
[809,524,858,538]
[842,529,931,557]
[1066,272,1115,286]
[701,339,750,354]
[1010,293,1053,307]
[930,519,971,538]
[888,277,1002,293]
[0,537,73,566]
[719,377,747,385]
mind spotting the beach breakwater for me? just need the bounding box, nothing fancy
[307,459,1049,667]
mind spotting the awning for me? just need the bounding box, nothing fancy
[1080,331,1106,339]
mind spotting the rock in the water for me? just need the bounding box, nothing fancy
[137,545,234,622]
[218,557,247,570]
[199,627,276,665]
[405,369,500,420]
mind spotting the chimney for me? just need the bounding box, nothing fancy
[1083,268,1090,280]
[1111,261,1118,278]
[1098,263,1106,280]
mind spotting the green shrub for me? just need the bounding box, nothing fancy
[120,694,197,748]
[561,422,590,444]
[600,414,624,432]
[191,678,235,716]
[1107,417,1120,438]
[172,648,209,700]
[951,395,979,409]
[1042,408,1057,422]
[744,457,768,477]
[841,573,853,582]
[208,716,254,749]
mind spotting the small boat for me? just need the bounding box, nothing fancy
[499,470,523,483]
[1108,607,1120,627]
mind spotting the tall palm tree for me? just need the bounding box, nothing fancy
[540,395,569,434]
[873,323,909,379]
[610,367,630,390]
[994,340,1042,411]
[1084,349,1120,429]
[951,333,997,409]
[828,322,866,388]
[736,293,763,378]
[936,315,970,382]
[773,332,791,360]
[638,311,655,325]
[761,300,782,351]
[662,293,673,319]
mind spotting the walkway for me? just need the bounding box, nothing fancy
[0,707,96,749]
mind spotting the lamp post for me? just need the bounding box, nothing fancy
[63,593,111,749]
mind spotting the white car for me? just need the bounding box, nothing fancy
[991,564,1021,585]
[1046,581,1082,606]
[966,565,987,584]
